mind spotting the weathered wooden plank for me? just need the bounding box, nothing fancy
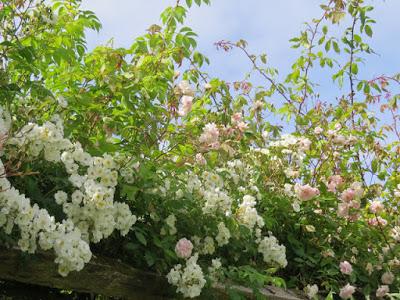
[0,247,304,300]
[212,283,304,300]
[0,248,172,299]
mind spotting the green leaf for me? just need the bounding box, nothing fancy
[260,54,267,64]
[354,34,362,44]
[357,81,364,91]
[145,251,155,266]
[123,242,138,252]
[365,25,373,37]
[363,83,370,94]
[325,291,334,300]
[351,63,358,75]
[333,41,340,53]
[270,277,286,288]
[371,159,378,173]
[377,171,387,180]
[325,40,331,52]
[135,231,147,246]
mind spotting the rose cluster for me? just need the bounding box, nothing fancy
[1,112,137,275]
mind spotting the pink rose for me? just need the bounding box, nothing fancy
[376,286,389,298]
[175,238,193,259]
[226,126,235,136]
[349,201,360,209]
[337,203,349,218]
[199,123,219,145]
[340,261,353,275]
[339,284,356,299]
[333,135,347,145]
[252,100,263,111]
[178,80,194,96]
[314,127,323,135]
[221,125,235,137]
[370,201,384,214]
[195,153,206,165]
[327,175,343,193]
[299,138,311,151]
[381,272,394,285]
[178,95,193,116]
[236,121,248,132]
[368,216,387,227]
[351,182,364,198]
[340,189,356,202]
[241,82,251,93]
[231,112,242,124]
[295,184,320,201]
[347,213,360,222]
[327,130,335,137]
[327,182,337,193]
[209,141,220,150]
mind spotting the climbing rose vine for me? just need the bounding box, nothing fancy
[0,0,399,298]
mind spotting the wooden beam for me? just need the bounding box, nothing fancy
[0,247,303,300]
[0,247,171,299]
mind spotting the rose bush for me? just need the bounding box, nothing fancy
[0,0,399,298]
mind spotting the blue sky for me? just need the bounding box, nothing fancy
[81,1,400,117]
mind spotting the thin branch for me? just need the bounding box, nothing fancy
[349,15,357,126]
[234,43,293,107]
[298,6,331,114]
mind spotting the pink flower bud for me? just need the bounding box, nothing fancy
[339,284,356,299]
[314,127,323,135]
[175,238,193,259]
[231,112,242,124]
[376,286,389,298]
[252,100,263,111]
[174,70,181,78]
[381,272,394,285]
[204,83,212,90]
[340,261,353,275]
